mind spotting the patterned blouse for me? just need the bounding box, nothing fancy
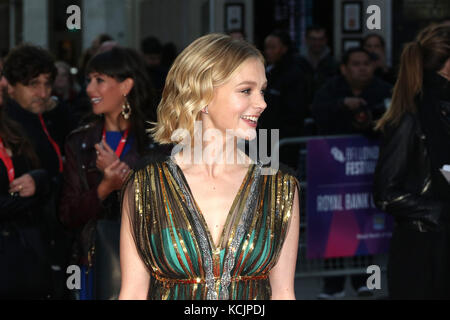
[123,157,298,300]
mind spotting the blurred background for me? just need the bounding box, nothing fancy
[1,0,449,67]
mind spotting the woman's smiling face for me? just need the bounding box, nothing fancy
[86,72,125,116]
[204,58,267,141]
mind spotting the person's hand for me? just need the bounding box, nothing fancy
[343,97,367,111]
[9,173,36,197]
[97,160,131,200]
[95,139,118,172]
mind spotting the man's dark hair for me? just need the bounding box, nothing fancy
[268,29,292,51]
[362,33,386,49]
[306,25,328,38]
[3,44,57,86]
[95,34,113,45]
[341,47,373,65]
[141,36,163,55]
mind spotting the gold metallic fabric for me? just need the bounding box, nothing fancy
[123,158,299,300]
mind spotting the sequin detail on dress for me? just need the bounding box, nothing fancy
[124,158,298,300]
[219,162,262,300]
[166,157,218,300]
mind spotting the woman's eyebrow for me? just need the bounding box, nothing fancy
[236,80,267,87]
[236,80,256,86]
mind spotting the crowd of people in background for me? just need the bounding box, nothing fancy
[1,21,449,300]
[0,34,173,299]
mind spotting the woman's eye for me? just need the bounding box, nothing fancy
[96,77,104,83]
[261,89,266,96]
[241,89,251,94]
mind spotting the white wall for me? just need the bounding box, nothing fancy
[139,0,192,51]
[244,0,254,44]
[138,0,254,52]
[82,0,107,49]
[82,0,129,50]
[23,0,48,48]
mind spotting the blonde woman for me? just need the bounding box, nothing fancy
[119,34,300,300]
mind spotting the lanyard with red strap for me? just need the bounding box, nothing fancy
[38,114,63,173]
[102,127,129,158]
[0,136,15,183]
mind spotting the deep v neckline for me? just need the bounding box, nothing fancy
[169,158,254,252]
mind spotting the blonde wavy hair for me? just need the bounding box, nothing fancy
[149,33,264,144]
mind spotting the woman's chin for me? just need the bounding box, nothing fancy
[92,106,102,115]
[231,128,257,141]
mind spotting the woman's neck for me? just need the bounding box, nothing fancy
[174,136,252,176]
[104,112,129,132]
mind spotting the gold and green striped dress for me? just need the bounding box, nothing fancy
[123,157,298,300]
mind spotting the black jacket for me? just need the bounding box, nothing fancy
[4,99,75,179]
[0,156,49,220]
[373,112,450,232]
[312,75,392,135]
[58,120,143,266]
[298,51,339,107]
[59,120,172,228]
[59,120,144,229]
[259,53,308,139]
[58,120,171,264]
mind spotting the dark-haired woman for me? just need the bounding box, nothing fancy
[58,47,162,300]
[0,72,51,298]
[374,23,450,299]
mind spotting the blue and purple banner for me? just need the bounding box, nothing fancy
[306,136,393,259]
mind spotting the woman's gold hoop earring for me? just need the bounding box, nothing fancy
[121,96,131,120]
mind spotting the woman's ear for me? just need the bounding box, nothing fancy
[120,78,135,96]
